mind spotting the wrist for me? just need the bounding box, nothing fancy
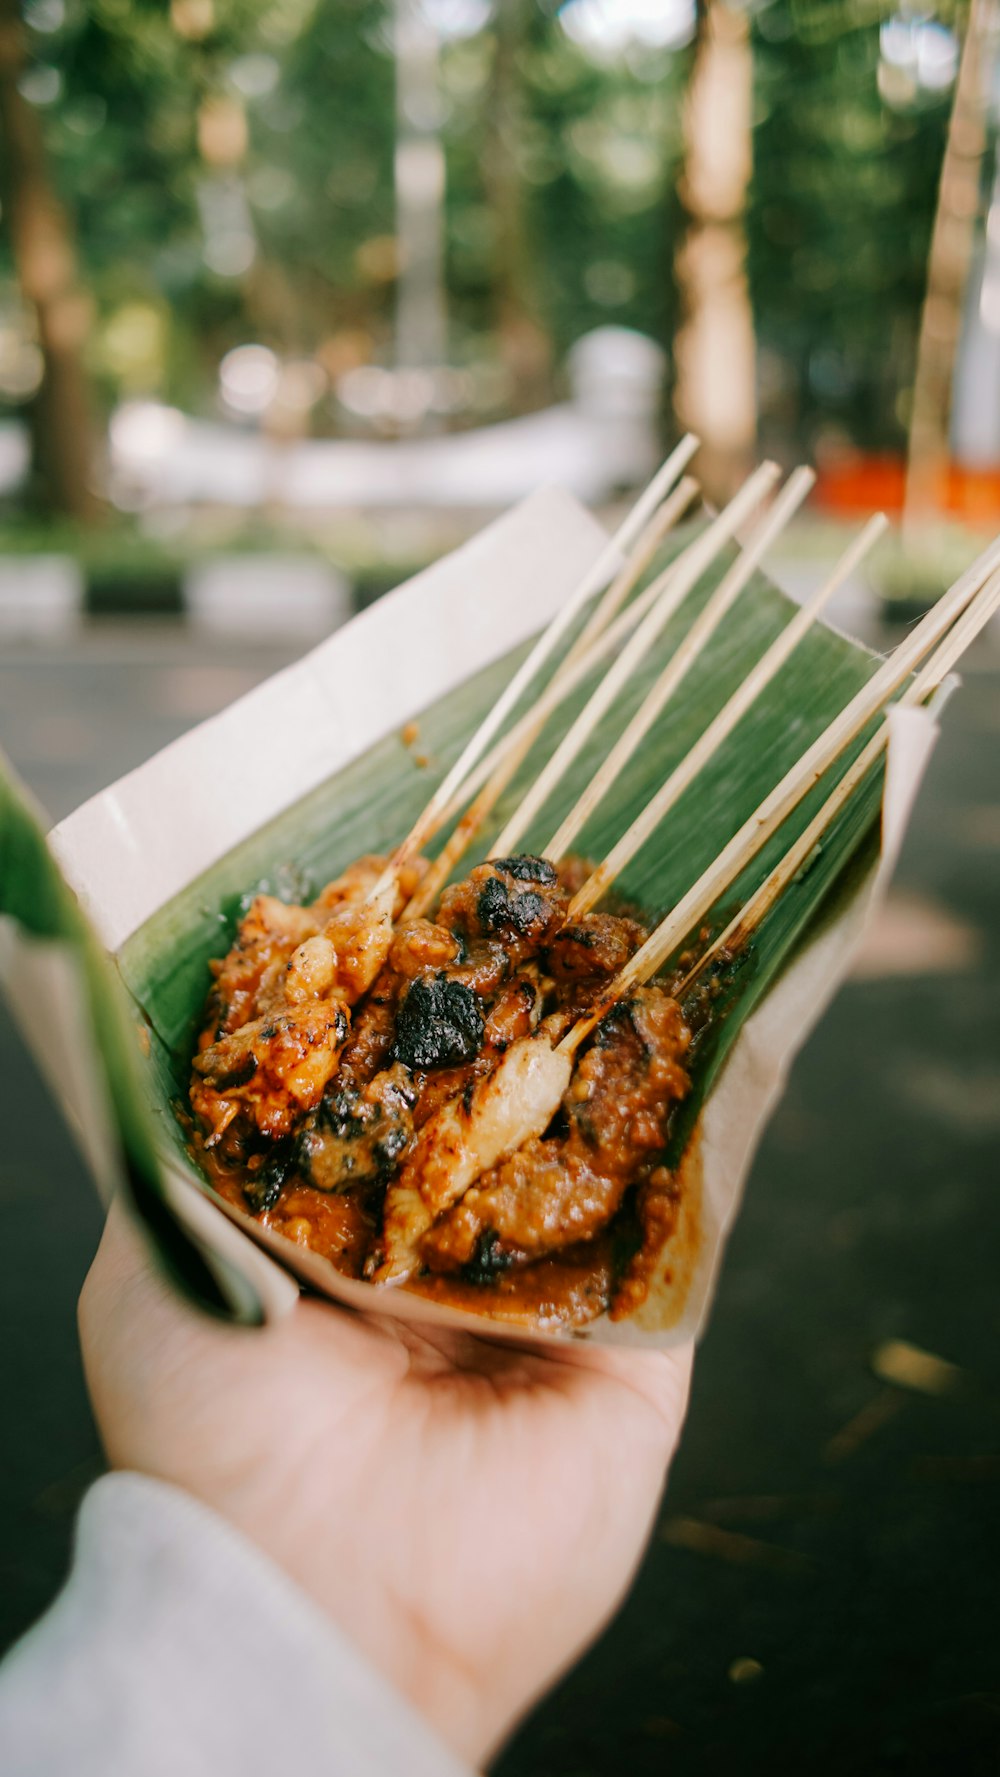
[51,1473,477,1777]
[236,1519,502,1765]
[169,1465,499,1767]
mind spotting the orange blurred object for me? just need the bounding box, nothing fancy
[814,455,1000,524]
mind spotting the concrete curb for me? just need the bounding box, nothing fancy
[0,553,353,640]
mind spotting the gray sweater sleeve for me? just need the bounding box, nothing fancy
[0,1472,473,1777]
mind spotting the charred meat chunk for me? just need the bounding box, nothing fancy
[476,875,548,937]
[462,1229,520,1284]
[488,854,558,885]
[300,1062,417,1192]
[244,1137,297,1214]
[546,913,647,985]
[394,974,485,1073]
[439,860,567,949]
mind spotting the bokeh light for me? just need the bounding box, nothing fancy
[418,0,493,40]
[879,12,959,108]
[218,345,280,416]
[558,0,696,59]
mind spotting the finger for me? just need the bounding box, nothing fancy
[83,1190,160,1290]
[77,1192,251,1415]
[79,1192,186,1345]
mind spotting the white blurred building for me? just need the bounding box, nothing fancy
[99,327,666,513]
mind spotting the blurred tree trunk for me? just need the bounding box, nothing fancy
[673,0,756,501]
[394,0,448,391]
[0,0,99,520]
[902,0,990,545]
[483,0,552,412]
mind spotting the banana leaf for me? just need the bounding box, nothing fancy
[0,760,283,1322]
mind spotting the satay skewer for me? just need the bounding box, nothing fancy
[355,536,1000,1287]
[559,533,1000,1056]
[570,474,703,662]
[561,510,887,911]
[389,435,700,876]
[542,466,822,863]
[674,563,1000,997]
[426,483,708,838]
[334,442,699,997]
[373,559,997,1286]
[402,472,701,921]
[487,460,783,858]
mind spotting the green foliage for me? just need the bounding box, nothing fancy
[751,0,953,453]
[439,10,688,362]
[0,0,964,454]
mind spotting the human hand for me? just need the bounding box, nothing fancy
[79,1201,692,1769]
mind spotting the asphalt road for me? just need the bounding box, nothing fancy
[1,614,999,1775]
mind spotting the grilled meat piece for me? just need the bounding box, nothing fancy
[421,989,690,1268]
[300,1062,417,1192]
[394,975,485,1073]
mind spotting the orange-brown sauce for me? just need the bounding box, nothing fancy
[411,1236,618,1330]
[190,853,693,1327]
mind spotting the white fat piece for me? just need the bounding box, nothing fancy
[377,1182,433,1285]
[419,1030,573,1217]
[375,1030,573,1285]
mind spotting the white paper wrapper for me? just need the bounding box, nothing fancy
[53,487,609,952]
[598,703,937,1347]
[10,489,939,1345]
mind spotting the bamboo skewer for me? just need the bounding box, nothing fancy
[428,484,707,837]
[545,466,819,864]
[488,460,782,858]
[402,473,701,921]
[387,435,700,876]
[570,474,702,663]
[674,564,1000,997]
[559,533,1000,1056]
[906,562,1000,695]
[564,510,887,915]
[371,563,1000,1236]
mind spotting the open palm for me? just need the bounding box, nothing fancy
[80,1204,692,1768]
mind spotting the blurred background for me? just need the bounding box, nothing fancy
[1,2,999,1774]
[0,0,999,598]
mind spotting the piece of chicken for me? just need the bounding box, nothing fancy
[205,855,426,1044]
[421,989,690,1269]
[191,1001,350,1144]
[312,853,428,1001]
[206,894,320,1039]
[372,1023,573,1283]
[193,854,433,1147]
[320,871,399,1001]
[312,853,394,915]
